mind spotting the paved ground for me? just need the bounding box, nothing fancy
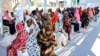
[0,17,100,56]
[54,17,100,56]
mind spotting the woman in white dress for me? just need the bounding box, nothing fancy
[25,16,40,56]
[55,9,68,47]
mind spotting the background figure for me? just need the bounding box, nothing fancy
[63,12,72,40]
[51,9,59,31]
[94,7,99,21]
[55,17,68,47]
[88,8,93,21]
[81,9,89,29]
[2,10,16,35]
[74,8,80,33]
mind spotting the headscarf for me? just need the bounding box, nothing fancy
[25,16,31,33]
[25,16,40,33]
[74,8,80,23]
[14,4,24,25]
[3,10,11,21]
[25,16,31,22]
[88,10,93,18]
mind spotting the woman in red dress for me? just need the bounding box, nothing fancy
[7,4,26,56]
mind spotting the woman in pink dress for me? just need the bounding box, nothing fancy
[2,10,16,35]
[88,8,93,20]
[74,8,80,33]
[7,4,26,56]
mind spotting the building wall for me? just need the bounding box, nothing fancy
[2,0,27,12]
[2,0,13,12]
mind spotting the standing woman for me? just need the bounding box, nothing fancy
[25,16,40,56]
[7,4,26,56]
[37,14,57,56]
[51,8,59,31]
[74,8,80,33]
[81,9,89,29]
[63,11,72,40]
[88,8,93,20]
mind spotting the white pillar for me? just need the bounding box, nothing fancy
[64,0,66,8]
[25,0,31,13]
[43,0,47,13]
[0,0,3,37]
[56,0,59,8]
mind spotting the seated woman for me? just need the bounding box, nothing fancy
[37,14,57,56]
[25,16,40,56]
[2,10,16,35]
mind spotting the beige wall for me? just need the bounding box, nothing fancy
[2,0,26,12]
[2,0,13,12]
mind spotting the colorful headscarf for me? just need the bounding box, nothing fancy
[3,10,11,21]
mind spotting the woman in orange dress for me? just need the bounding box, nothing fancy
[51,9,59,31]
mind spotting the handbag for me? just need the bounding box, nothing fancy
[71,18,76,24]
[17,49,29,56]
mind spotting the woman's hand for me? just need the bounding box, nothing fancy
[9,20,13,24]
[29,29,33,35]
[50,41,57,46]
[18,47,26,53]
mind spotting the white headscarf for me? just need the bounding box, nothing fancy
[25,16,40,34]
[24,16,31,33]
[25,16,39,27]
[14,4,24,25]
[25,16,31,22]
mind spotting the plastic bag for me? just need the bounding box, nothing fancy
[17,49,29,56]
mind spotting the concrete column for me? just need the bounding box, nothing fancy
[56,0,59,8]
[0,0,3,37]
[43,0,47,13]
[64,0,66,8]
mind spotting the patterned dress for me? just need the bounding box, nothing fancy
[26,23,40,56]
[63,13,72,40]
[7,22,26,56]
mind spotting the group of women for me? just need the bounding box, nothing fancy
[2,3,99,56]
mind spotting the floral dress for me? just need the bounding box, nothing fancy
[7,22,26,56]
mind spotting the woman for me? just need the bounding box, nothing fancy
[7,4,26,56]
[55,9,68,46]
[74,8,80,32]
[81,9,89,29]
[63,11,72,40]
[55,17,68,47]
[48,9,54,18]
[88,8,93,21]
[37,14,57,56]
[2,10,16,35]
[25,16,40,56]
[51,8,59,31]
